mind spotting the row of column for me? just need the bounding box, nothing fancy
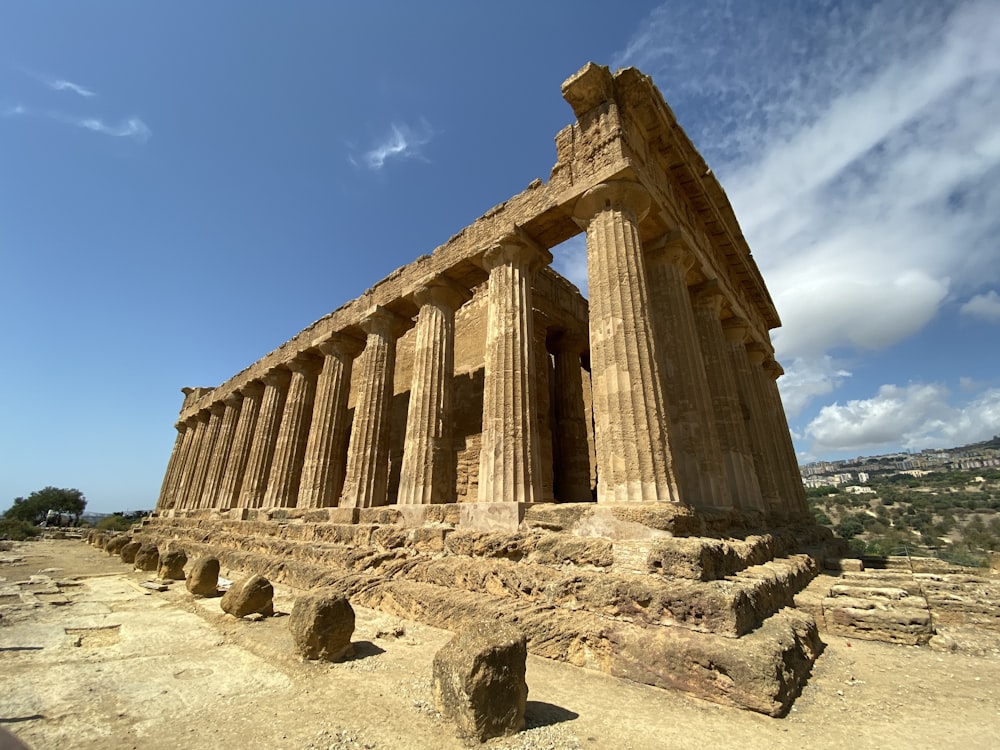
[571,179,807,520]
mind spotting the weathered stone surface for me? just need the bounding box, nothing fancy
[432,620,528,741]
[105,535,130,556]
[94,533,109,550]
[119,541,142,564]
[288,588,355,661]
[133,543,160,572]
[158,549,188,580]
[186,556,221,596]
[221,574,274,618]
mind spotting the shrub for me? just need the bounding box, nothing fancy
[0,517,39,541]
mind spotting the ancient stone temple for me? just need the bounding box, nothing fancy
[140,63,842,716]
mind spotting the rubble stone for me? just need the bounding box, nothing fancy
[221,574,274,618]
[288,588,355,661]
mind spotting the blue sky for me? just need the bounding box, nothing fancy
[2,1,998,513]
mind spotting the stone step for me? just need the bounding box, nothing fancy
[138,535,821,717]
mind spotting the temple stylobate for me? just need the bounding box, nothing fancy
[154,62,809,532]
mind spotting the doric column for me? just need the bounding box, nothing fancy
[263,356,319,508]
[724,320,782,518]
[645,233,729,509]
[550,331,593,502]
[690,283,764,512]
[762,359,811,519]
[573,180,678,504]
[188,406,223,509]
[341,307,410,508]
[745,344,792,520]
[397,279,468,505]
[297,335,362,508]
[156,423,187,511]
[169,418,199,510]
[239,368,291,508]
[175,412,209,510]
[535,325,556,502]
[200,392,242,509]
[219,382,264,508]
[476,238,551,505]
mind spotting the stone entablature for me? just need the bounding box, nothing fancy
[157,62,807,529]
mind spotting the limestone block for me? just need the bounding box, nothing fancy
[288,588,355,661]
[221,574,274,618]
[94,533,109,549]
[432,620,528,741]
[133,543,160,572]
[186,556,221,596]
[105,535,129,556]
[158,549,188,580]
[119,541,142,564]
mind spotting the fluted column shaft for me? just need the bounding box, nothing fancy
[176,413,208,510]
[240,369,290,508]
[724,321,782,518]
[690,286,763,512]
[168,419,198,509]
[398,282,466,505]
[341,307,408,508]
[220,382,264,508]
[763,359,810,519]
[745,345,792,520]
[477,239,551,504]
[573,180,678,504]
[188,407,222,509]
[551,333,593,502]
[535,326,555,502]
[200,394,242,509]
[298,337,361,508]
[156,424,187,511]
[264,358,319,508]
[645,237,728,509]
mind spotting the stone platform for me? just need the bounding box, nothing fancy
[135,507,844,716]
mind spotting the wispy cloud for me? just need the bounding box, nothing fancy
[351,120,434,170]
[3,103,151,143]
[614,0,1000,453]
[48,78,96,98]
[76,116,151,142]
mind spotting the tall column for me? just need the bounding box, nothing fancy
[398,279,467,505]
[535,326,556,502]
[239,368,291,508]
[219,382,264,508]
[762,359,811,519]
[550,331,593,502]
[745,344,792,520]
[645,233,729,509]
[298,335,362,508]
[573,180,678,504]
[690,283,764,513]
[476,239,551,505]
[156,423,187,511]
[200,393,242,510]
[341,307,409,508]
[175,412,209,510]
[724,320,783,518]
[264,356,319,508]
[188,405,223,509]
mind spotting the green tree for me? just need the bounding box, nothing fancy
[3,487,87,526]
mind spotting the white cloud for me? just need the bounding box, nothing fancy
[960,290,1000,322]
[777,356,852,419]
[353,120,433,170]
[76,116,151,142]
[614,0,1000,417]
[805,383,1000,453]
[49,78,96,98]
[550,235,588,296]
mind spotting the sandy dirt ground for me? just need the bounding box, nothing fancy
[2,539,999,750]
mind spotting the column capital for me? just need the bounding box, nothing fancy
[195,408,212,423]
[722,317,749,344]
[287,354,320,376]
[209,401,226,416]
[572,179,651,228]
[316,332,365,359]
[263,367,291,387]
[764,359,785,379]
[239,381,265,399]
[359,305,412,339]
[745,341,770,366]
[645,228,696,270]
[411,274,471,311]
[174,420,186,431]
[481,236,552,273]
[223,392,243,407]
